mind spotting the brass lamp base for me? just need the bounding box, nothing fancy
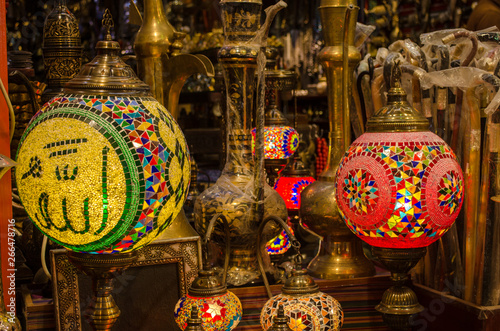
[307,234,375,280]
[372,247,427,331]
[67,251,138,331]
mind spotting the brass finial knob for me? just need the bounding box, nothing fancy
[269,305,292,331]
[185,306,204,331]
[102,9,114,41]
[392,60,402,88]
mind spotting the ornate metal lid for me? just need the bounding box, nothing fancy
[366,62,429,133]
[188,267,228,297]
[64,9,151,97]
[281,269,320,295]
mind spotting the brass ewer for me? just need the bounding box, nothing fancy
[299,0,375,279]
[134,0,214,119]
[134,0,214,241]
[194,0,287,287]
[41,0,82,104]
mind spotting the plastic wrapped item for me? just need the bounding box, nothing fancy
[194,0,288,287]
[354,22,376,49]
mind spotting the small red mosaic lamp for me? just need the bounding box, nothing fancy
[175,214,242,331]
[174,266,242,331]
[267,156,315,261]
[335,63,463,329]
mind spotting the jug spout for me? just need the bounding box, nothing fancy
[163,53,215,120]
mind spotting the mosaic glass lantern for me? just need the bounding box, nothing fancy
[15,13,190,255]
[251,47,298,186]
[336,70,464,249]
[335,63,464,329]
[266,227,294,256]
[174,267,242,331]
[267,156,314,260]
[274,156,315,215]
[261,268,343,331]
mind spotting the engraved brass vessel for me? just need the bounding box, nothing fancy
[41,0,82,103]
[194,0,287,287]
[299,0,374,279]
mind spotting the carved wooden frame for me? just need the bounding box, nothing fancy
[50,236,201,331]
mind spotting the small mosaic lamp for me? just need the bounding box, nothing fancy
[335,63,463,329]
[260,265,343,331]
[267,155,315,262]
[15,10,190,330]
[251,47,299,186]
[274,155,315,220]
[174,265,242,331]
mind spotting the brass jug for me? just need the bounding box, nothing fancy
[134,0,215,241]
[299,0,375,279]
[194,0,287,287]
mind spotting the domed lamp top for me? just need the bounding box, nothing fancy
[261,268,343,331]
[336,63,464,249]
[15,10,190,254]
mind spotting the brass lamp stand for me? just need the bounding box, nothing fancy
[262,47,297,186]
[300,0,374,280]
[372,247,427,330]
[67,251,138,331]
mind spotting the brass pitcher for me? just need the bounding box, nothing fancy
[194,0,287,287]
[134,0,215,241]
[134,0,214,119]
[299,0,374,279]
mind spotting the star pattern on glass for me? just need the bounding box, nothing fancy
[438,171,463,215]
[289,316,307,331]
[203,300,226,321]
[343,169,378,214]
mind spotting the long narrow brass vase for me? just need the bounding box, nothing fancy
[299,0,375,279]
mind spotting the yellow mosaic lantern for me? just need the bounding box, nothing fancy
[15,11,190,254]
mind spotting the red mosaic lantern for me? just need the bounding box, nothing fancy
[336,75,464,249]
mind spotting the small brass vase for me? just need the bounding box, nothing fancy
[41,0,82,103]
[299,0,374,280]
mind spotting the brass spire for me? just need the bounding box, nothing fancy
[366,61,430,133]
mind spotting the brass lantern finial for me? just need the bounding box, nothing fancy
[365,58,430,133]
[102,9,114,41]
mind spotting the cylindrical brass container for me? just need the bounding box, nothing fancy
[41,0,82,103]
[299,0,375,279]
[194,0,287,287]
